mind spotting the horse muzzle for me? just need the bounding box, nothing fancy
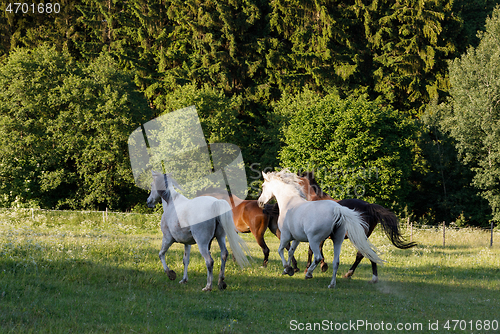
[146,198,156,209]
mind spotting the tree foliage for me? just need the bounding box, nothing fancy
[437,6,500,222]
[0,1,500,225]
[278,91,416,209]
[0,44,151,209]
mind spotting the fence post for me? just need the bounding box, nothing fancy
[31,208,34,220]
[491,221,494,247]
[442,221,446,247]
[410,220,413,243]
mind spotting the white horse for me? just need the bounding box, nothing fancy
[257,170,384,288]
[147,171,250,291]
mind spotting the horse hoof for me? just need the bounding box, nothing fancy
[369,276,379,284]
[305,274,313,280]
[284,266,295,276]
[343,270,354,279]
[179,279,188,284]
[294,267,300,273]
[328,283,336,289]
[262,260,268,268]
[202,286,212,292]
[218,280,227,290]
[321,263,328,273]
[167,270,177,281]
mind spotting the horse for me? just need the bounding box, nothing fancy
[198,187,297,269]
[257,170,384,288]
[146,171,250,291]
[299,172,416,283]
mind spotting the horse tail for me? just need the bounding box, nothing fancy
[212,200,251,268]
[336,205,385,264]
[366,204,417,249]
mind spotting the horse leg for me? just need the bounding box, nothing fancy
[278,236,294,276]
[305,241,323,280]
[198,245,215,292]
[215,233,229,290]
[287,240,300,271]
[319,239,328,272]
[159,234,176,281]
[251,224,270,268]
[370,260,378,283]
[179,244,191,284]
[284,242,300,272]
[328,230,345,289]
[305,239,327,273]
[305,246,313,273]
[343,251,364,279]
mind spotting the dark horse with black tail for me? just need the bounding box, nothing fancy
[299,172,416,283]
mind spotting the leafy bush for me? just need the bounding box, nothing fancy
[278,91,416,209]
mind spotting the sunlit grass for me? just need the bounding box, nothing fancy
[1,209,499,333]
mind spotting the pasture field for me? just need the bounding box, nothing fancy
[0,209,499,333]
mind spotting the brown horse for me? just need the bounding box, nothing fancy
[198,188,302,270]
[198,188,277,268]
[299,173,416,283]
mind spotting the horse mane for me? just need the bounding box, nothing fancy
[153,172,183,204]
[159,173,173,203]
[297,171,331,199]
[266,169,306,199]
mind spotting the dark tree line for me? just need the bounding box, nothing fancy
[1,1,499,226]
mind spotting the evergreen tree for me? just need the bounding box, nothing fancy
[267,0,365,96]
[361,0,459,112]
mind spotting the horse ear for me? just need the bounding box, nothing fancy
[262,172,269,181]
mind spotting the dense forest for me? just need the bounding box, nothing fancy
[1,0,500,228]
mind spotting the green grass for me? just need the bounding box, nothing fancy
[1,209,499,333]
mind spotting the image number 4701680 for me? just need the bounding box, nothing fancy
[5,3,61,14]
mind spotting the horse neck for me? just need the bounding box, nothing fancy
[272,183,305,211]
[161,186,184,207]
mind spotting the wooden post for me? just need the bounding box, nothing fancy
[31,208,34,220]
[442,221,446,247]
[491,221,494,247]
[410,220,413,243]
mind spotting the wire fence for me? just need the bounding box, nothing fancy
[1,208,497,246]
[405,218,497,247]
[0,207,152,222]
[0,207,161,233]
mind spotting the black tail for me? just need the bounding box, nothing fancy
[367,203,417,249]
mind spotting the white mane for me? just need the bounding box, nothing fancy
[265,169,306,199]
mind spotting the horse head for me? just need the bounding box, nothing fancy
[147,171,180,208]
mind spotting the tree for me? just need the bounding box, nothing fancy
[438,6,500,223]
[361,0,459,112]
[412,107,491,226]
[0,44,152,210]
[278,91,416,209]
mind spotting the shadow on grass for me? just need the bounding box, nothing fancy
[1,246,499,333]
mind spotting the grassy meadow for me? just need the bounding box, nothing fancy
[0,208,499,333]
